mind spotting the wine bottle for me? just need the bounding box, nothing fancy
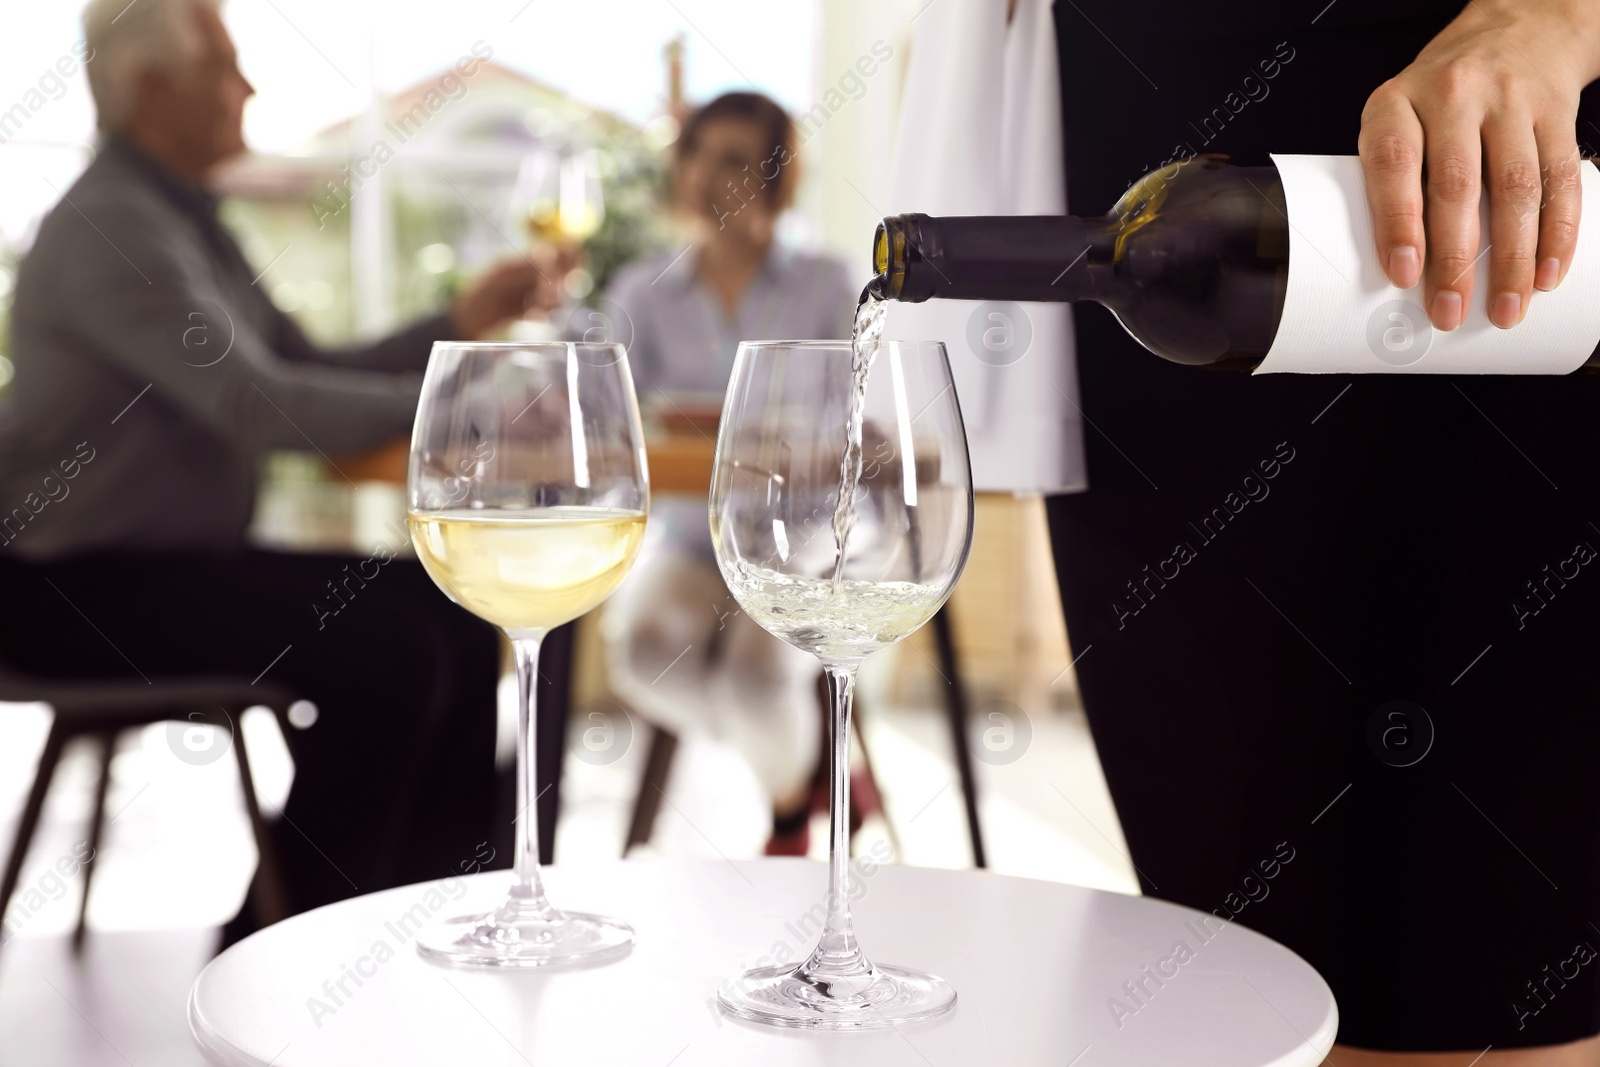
[868,155,1600,372]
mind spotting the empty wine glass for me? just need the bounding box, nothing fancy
[710,339,974,1028]
[408,341,647,967]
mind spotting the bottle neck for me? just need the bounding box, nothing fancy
[873,213,1119,305]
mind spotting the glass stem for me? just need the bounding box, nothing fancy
[804,662,869,977]
[507,631,558,921]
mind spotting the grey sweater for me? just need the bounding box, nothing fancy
[0,136,452,560]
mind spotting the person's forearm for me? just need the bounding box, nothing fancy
[1442,0,1600,85]
[295,312,454,374]
[240,362,422,456]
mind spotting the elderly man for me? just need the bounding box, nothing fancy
[0,0,554,944]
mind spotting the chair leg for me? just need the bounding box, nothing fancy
[848,697,903,860]
[0,718,68,956]
[930,606,987,869]
[623,725,679,856]
[72,730,115,956]
[232,723,288,926]
[537,622,576,867]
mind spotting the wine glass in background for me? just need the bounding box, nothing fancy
[509,149,604,334]
[408,341,648,967]
[511,149,605,246]
[710,339,974,1027]
[558,152,605,248]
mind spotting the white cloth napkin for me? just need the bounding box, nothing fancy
[884,0,1087,493]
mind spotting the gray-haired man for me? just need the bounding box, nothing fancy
[0,0,559,945]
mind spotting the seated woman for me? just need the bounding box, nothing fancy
[599,92,858,853]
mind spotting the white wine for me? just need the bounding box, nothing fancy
[409,507,646,632]
[724,561,947,662]
[524,201,603,244]
[830,291,887,591]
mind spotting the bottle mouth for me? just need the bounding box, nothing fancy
[873,218,908,300]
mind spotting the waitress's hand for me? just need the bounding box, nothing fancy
[1358,0,1600,330]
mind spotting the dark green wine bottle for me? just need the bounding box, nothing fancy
[870,156,1293,370]
[873,154,1600,372]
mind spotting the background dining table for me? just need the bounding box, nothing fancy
[296,424,994,870]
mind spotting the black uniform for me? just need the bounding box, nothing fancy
[1049,0,1600,1050]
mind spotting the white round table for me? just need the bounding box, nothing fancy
[189,858,1337,1066]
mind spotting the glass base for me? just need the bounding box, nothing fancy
[717,961,956,1030]
[415,907,634,969]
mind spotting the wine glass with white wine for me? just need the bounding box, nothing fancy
[408,340,647,967]
[710,337,973,1027]
[510,149,606,244]
[509,149,604,322]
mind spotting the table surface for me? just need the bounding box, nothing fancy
[189,858,1336,1067]
[643,432,716,494]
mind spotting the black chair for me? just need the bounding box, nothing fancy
[622,723,679,856]
[621,605,987,867]
[928,606,987,868]
[0,662,296,957]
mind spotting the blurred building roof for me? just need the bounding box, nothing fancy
[218,60,646,200]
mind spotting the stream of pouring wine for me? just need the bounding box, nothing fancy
[832,285,888,594]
